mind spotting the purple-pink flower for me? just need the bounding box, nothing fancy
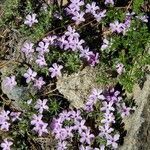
[34,99,49,113]
[24,13,38,27]
[94,10,106,22]
[35,55,47,67]
[34,77,46,90]
[110,20,124,33]
[101,101,115,112]
[120,103,131,118]
[56,141,68,150]
[65,26,80,38]
[106,134,120,149]
[23,68,37,83]
[0,139,13,150]
[43,35,57,45]
[99,124,114,137]
[36,41,49,55]
[10,112,21,122]
[72,11,85,25]
[49,63,63,78]
[116,63,125,75]
[80,128,94,144]
[85,2,99,15]
[31,114,48,136]
[21,42,34,57]
[105,0,114,5]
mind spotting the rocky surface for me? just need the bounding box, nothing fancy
[120,74,150,150]
[56,67,101,109]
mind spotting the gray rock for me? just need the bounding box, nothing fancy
[120,74,150,150]
[56,67,102,109]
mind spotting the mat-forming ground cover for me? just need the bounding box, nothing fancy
[0,0,150,149]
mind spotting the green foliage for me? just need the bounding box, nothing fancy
[96,17,150,93]
[48,99,61,115]
[133,0,144,13]
[0,0,19,27]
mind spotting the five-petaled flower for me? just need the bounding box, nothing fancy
[49,63,63,78]
[24,13,38,27]
[0,139,13,150]
[24,68,37,83]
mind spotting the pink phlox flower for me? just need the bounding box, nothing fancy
[58,35,68,49]
[105,0,114,5]
[99,124,114,137]
[69,110,82,121]
[3,76,17,90]
[24,13,38,27]
[65,126,74,138]
[85,2,99,15]
[43,35,57,45]
[33,121,48,136]
[100,101,115,112]
[56,141,68,150]
[136,15,148,23]
[124,17,131,29]
[70,37,85,51]
[65,25,80,38]
[34,99,48,113]
[88,52,99,66]
[0,121,10,131]
[72,11,85,25]
[55,128,68,140]
[106,134,120,149]
[49,63,63,78]
[36,41,49,55]
[101,38,111,51]
[66,6,77,15]
[79,145,93,150]
[79,47,94,60]
[0,139,13,150]
[23,68,37,83]
[58,110,71,121]
[21,42,34,57]
[116,63,125,75]
[70,0,84,7]
[120,103,131,118]
[10,112,21,122]
[84,102,94,112]
[34,77,46,90]
[80,128,94,144]
[74,120,87,134]
[94,10,106,22]
[106,88,120,103]
[63,36,74,50]
[90,88,105,101]
[36,55,47,67]
[31,114,43,126]
[0,110,10,121]
[101,111,115,125]
[69,0,84,12]
[51,118,63,131]
[110,20,124,33]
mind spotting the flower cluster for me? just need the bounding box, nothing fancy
[31,114,48,136]
[0,110,21,131]
[51,87,133,149]
[51,110,96,150]
[0,139,13,150]
[30,98,49,136]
